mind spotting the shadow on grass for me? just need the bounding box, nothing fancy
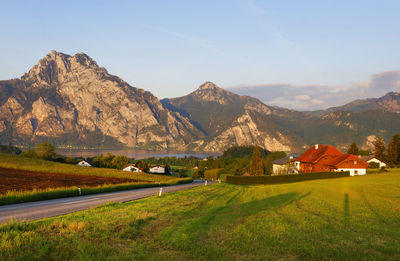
[162,190,312,252]
[343,193,350,228]
[233,192,311,219]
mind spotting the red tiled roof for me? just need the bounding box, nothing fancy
[326,154,368,168]
[325,154,351,166]
[295,145,342,163]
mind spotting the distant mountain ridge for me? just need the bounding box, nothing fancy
[327,92,400,113]
[162,82,305,152]
[1,51,399,152]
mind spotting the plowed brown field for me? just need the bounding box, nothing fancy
[0,167,148,193]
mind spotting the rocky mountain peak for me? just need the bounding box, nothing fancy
[197,81,219,90]
[21,51,100,85]
[191,82,237,105]
[378,91,400,113]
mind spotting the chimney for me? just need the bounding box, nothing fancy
[315,144,319,150]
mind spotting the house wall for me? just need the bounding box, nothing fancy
[150,167,165,173]
[336,168,366,176]
[273,164,299,175]
[272,164,287,175]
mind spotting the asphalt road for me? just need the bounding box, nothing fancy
[0,180,212,224]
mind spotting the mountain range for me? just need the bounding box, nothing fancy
[1,51,399,153]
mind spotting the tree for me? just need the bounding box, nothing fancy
[111,155,129,169]
[164,163,171,175]
[387,134,400,166]
[347,142,359,155]
[35,142,55,160]
[373,136,387,162]
[249,145,264,176]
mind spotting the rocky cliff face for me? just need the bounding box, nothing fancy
[163,82,302,152]
[0,51,204,149]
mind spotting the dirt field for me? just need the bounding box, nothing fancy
[0,167,148,193]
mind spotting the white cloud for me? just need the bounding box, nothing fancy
[311,99,324,105]
[295,95,311,101]
[226,70,400,110]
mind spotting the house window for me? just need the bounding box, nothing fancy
[354,170,358,175]
[354,161,357,165]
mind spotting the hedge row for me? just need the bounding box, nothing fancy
[226,171,350,185]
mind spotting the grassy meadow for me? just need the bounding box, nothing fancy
[0,153,175,182]
[1,170,400,260]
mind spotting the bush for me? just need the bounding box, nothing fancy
[20,149,37,158]
[368,162,380,168]
[0,145,22,155]
[226,171,350,185]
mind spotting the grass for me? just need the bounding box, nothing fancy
[0,153,192,205]
[0,178,192,205]
[0,153,175,182]
[1,170,400,260]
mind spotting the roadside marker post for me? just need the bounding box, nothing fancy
[78,187,81,196]
[159,187,163,197]
[205,180,207,186]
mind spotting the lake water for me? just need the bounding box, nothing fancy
[55,148,215,159]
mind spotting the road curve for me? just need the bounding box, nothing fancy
[0,180,212,224]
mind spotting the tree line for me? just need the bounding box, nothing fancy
[347,133,400,167]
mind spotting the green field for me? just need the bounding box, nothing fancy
[1,171,400,260]
[0,153,175,182]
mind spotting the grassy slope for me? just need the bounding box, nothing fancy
[0,153,174,182]
[1,171,400,260]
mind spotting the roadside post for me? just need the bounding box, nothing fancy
[159,187,163,197]
[78,187,81,196]
[205,180,207,186]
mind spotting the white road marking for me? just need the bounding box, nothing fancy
[62,198,101,205]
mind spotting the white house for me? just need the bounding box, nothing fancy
[77,160,91,167]
[123,165,141,172]
[360,156,387,168]
[149,165,165,174]
[271,156,299,175]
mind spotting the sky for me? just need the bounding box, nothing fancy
[1,0,400,110]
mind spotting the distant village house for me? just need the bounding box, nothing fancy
[149,165,165,174]
[77,160,91,167]
[359,156,386,168]
[294,144,368,176]
[123,165,141,172]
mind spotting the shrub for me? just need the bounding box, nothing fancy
[368,162,380,168]
[20,149,37,158]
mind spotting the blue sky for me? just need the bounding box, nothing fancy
[1,0,400,110]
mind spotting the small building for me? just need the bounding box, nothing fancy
[271,155,299,175]
[77,160,91,167]
[295,144,368,176]
[359,156,387,168]
[149,165,165,174]
[123,165,141,172]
